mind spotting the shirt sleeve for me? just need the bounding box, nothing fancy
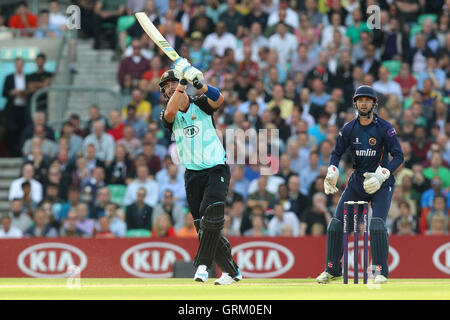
[384,125,404,173]
[193,95,215,115]
[329,122,352,168]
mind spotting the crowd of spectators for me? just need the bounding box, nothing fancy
[0,0,449,239]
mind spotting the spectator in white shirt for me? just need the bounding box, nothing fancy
[202,21,237,57]
[9,163,43,204]
[8,199,32,233]
[268,203,300,236]
[83,120,115,165]
[158,164,186,207]
[267,0,299,29]
[124,164,159,208]
[268,22,297,69]
[373,66,403,101]
[0,215,23,238]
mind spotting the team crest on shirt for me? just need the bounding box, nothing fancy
[369,137,376,146]
[183,125,199,138]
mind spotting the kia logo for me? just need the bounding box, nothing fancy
[231,241,294,278]
[121,242,191,278]
[347,240,399,277]
[17,243,87,278]
[432,242,450,275]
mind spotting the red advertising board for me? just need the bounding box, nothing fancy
[0,235,449,278]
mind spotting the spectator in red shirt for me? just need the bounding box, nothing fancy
[107,110,124,141]
[411,125,432,163]
[152,212,176,237]
[95,216,115,238]
[117,39,150,88]
[8,2,38,37]
[141,55,165,85]
[238,43,259,82]
[394,63,417,98]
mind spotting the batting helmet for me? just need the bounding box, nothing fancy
[159,70,180,99]
[353,85,377,102]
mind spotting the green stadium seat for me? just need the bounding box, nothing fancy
[126,229,151,237]
[107,184,127,206]
[382,60,401,79]
[418,14,437,26]
[410,25,422,39]
[443,96,450,105]
[117,15,136,33]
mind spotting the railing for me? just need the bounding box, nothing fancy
[30,86,123,131]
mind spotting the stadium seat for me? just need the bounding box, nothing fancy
[410,25,422,41]
[117,15,136,33]
[107,184,127,206]
[382,60,401,79]
[418,14,437,26]
[126,229,151,237]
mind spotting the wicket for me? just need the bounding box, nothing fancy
[343,201,369,284]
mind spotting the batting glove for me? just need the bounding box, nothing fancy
[324,165,339,195]
[172,57,191,77]
[184,66,204,84]
[363,166,390,194]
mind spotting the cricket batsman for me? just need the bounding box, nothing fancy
[159,58,242,285]
[316,85,404,284]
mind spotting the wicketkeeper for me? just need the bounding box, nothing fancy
[159,58,242,285]
[316,86,404,284]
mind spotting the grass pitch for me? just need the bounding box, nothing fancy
[0,278,449,300]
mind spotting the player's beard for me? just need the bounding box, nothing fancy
[358,106,373,118]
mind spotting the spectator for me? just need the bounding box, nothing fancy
[266,83,294,120]
[80,166,106,205]
[421,194,449,234]
[59,209,86,237]
[0,215,23,238]
[268,22,297,69]
[299,151,320,196]
[22,133,58,158]
[60,121,83,160]
[427,214,448,235]
[121,88,152,122]
[24,208,58,237]
[417,57,446,91]
[95,216,115,238]
[103,202,126,237]
[276,154,296,183]
[35,9,62,38]
[8,199,32,233]
[85,105,110,134]
[124,165,159,207]
[92,0,126,49]
[423,151,450,188]
[380,16,409,61]
[152,212,176,237]
[202,21,237,57]
[83,120,115,165]
[118,39,150,87]
[106,145,133,185]
[228,199,250,236]
[59,187,81,222]
[411,125,432,163]
[176,212,197,238]
[300,192,332,236]
[408,33,434,74]
[117,125,142,158]
[107,110,125,141]
[243,214,268,236]
[26,53,54,112]
[393,63,417,98]
[267,0,299,30]
[9,163,43,204]
[123,105,148,140]
[356,44,380,79]
[321,12,346,49]
[2,57,31,156]
[8,1,38,37]
[219,0,244,36]
[90,187,111,220]
[74,202,95,236]
[152,189,185,231]
[307,111,329,146]
[267,203,300,236]
[391,201,418,235]
[373,66,403,102]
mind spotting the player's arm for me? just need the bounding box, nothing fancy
[325,123,351,194]
[164,79,187,123]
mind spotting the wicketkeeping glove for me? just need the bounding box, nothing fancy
[363,166,390,194]
[324,165,339,195]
